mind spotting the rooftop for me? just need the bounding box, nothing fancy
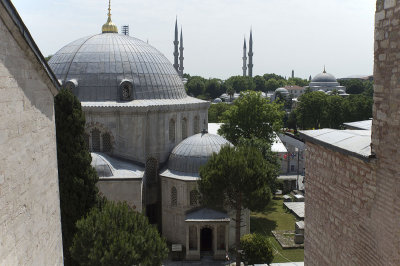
[300,129,373,161]
[343,119,372,130]
[91,153,144,180]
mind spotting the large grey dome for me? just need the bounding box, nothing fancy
[48,33,187,102]
[168,132,231,173]
[310,71,339,87]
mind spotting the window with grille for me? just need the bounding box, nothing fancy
[190,190,199,206]
[84,133,90,151]
[182,118,187,139]
[193,116,199,134]
[189,226,197,250]
[102,133,111,152]
[169,119,176,142]
[145,158,158,184]
[217,225,225,250]
[171,186,177,206]
[91,128,101,152]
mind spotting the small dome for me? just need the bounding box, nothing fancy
[311,72,338,83]
[168,131,231,173]
[275,87,289,94]
[317,89,325,92]
[338,89,345,94]
[213,98,222,103]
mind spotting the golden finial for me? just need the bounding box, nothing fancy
[102,0,118,33]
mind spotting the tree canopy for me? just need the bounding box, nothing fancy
[198,145,277,266]
[241,234,274,265]
[219,91,285,145]
[70,200,168,266]
[186,76,206,97]
[54,89,99,265]
[225,75,256,92]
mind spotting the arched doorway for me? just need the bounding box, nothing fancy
[200,227,213,252]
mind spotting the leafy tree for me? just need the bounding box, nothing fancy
[240,234,274,265]
[45,55,53,62]
[265,78,280,91]
[342,94,373,122]
[339,79,373,95]
[198,145,276,266]
[205,78,223,99]
[226,86,235,101]
[208,103,232,123]
[296,91,327,129]
[70,200,168,266]
[225,76,256,92]
[253,75,267,92]
[323,95,344,128]
[219,91,285,145]
[263,73,286,82]
[186,76,206,97]
[287,77,309,87]
[54,89,99,265]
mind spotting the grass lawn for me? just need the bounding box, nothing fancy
[251,196,304,263]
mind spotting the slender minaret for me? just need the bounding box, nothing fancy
[178,27,184,77]
[242,37,247,76]
[292,70,294,78]
[173,17,179,73]
[248,29,253,77]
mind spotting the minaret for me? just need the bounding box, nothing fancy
[248,29,254,77]
[292,70,294,79]
[242,37,247,77]
[178,27,184,77]
[173,18,179,73]
[102,0,118,33]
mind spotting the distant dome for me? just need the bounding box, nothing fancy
[213,98,222,103]
[49,33,186,102]
[168,131,231,173]
[275,87,289,94]
[311,72,338,83]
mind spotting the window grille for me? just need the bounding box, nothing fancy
[102,133,111,152]
[182,118,187,139]
[171,187,177,206]
[169,119,176,142]
[91,128,101,152]
[190,190,198,206]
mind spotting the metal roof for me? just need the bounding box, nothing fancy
[168,132,231,173]
[91,153,144,180]
[185,208,230,222]
[159,168,200,181]
[343,119,372,130]
[284,202,305,219]
[49,33,187,102]
[300,129,373,161]
[0,0,60,94]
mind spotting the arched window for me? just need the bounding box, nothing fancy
[102,133,111,152]
[145,158,158,184]
[120,80,133,101]
[193,116,199,134]
[171,186,177,207]
[190,190,199,206]
[91,128,101,152]
[169,119,176,142]
[182,118,187,139]
[84,133,90,151]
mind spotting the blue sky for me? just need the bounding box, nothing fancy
[12,0,376,79]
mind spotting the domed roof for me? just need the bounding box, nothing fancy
[311,72,337,83]
[275,87,289,94]
[48,33,187,102]
[168,131,231,173]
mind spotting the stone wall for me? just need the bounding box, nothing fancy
[370,0,400,264]
[305,2,400,264]
[0,3,63,265]
[304,143,377,265]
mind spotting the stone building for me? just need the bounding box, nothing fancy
[309,67,346,93]
[300,1,400,265]
[0,0,63,264]
[48,2,248,260]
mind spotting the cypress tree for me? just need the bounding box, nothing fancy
[54,89,98,265]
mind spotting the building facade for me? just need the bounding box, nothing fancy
[0,0,63,264]
[301,1,400,265]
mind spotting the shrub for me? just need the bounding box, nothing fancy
[240,233,274,265]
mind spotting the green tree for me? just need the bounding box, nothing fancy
[324,95,344,128]
[219,91,284,145]
[225,76,256,92]
[226,86,235,101]
[287,77,309,87]
[70,200,168,266]
[208,103,232,123]
[54,89,99,265]
[205,78,223,99]
[199,145,276,266]
[240,234,274,265]
[339,79,373,95]
[263,73,286,82]
[265,78,280,91]
[296,91,327,129]
[186,76,206,97]
[253,75,267,92]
